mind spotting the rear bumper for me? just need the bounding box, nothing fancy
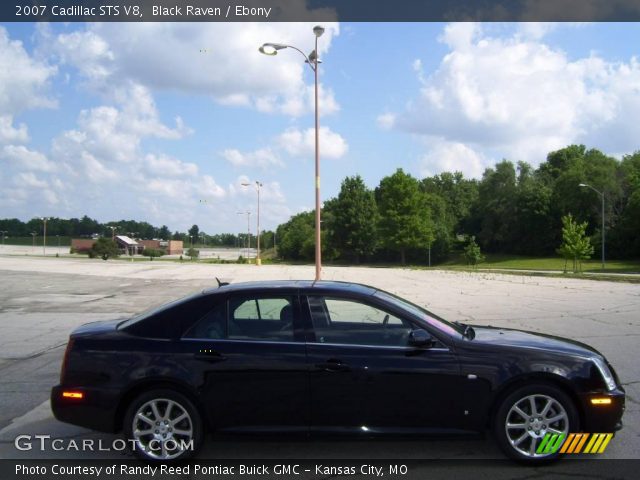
[578,387,625,433]
[50,385,120,433]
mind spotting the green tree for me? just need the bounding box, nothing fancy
[158,225,170,240]
[277,212,315,261]
[472,160,518,252]
[90,238,120,261]
[188,225,200,244]
[376,169,433,264]
[326,175,379,263]
[557,214,594,273]
[464,237,484,267]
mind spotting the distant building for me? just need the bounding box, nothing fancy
[115,235,139,255]
[71,237,183,255]
[138,239,183,255]
[70,239,95,253]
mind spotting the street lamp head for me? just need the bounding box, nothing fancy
[579,183,587,187]
[313,25,325,37]
[241,182,250,187]
[259,43,288,56]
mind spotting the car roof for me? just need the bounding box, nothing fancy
[202,280,378,296]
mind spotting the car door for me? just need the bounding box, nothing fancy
[305,294,470,433]
[180,291,308,431]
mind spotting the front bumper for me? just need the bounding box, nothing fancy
[578,387,625,433]
[51,385,120,433]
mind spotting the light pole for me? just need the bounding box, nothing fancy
[579,183,606,270]
[237,211,251,260]
[108,225,117,240]
[30,232,37,249]
[0,231,7,246]
[242,181,263,265]
[41,217,49,256]
[260,25,325,280]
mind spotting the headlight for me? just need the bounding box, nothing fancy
[593,357,617,391]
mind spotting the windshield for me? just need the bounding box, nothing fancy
[373,290,463,337]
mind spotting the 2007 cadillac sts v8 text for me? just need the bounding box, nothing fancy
[51,281,624,461]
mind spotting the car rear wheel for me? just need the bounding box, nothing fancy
[494,384,578,462]
[124,389,203,461]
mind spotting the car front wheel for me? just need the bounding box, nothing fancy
[494,384,579,462]
[124,389,203,461]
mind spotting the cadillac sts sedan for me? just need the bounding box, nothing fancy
[51,280,624,462]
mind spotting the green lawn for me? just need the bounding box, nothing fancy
[442,254,640,273]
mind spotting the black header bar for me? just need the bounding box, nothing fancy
[4,0,640,22]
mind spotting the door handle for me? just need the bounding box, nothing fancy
[194,350,227,362]
[315,358,350,372]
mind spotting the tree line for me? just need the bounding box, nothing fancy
[276,145,640,264]
[0,217,276,250]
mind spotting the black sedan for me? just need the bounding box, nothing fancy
[51,280,624,462]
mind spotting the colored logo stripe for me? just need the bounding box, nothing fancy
[583,433,613,454]
[538,433,613,455]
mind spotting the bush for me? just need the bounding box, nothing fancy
[464,237,485,267]
[142,248,164,258]
[187,248,199,259]
[90,238,120,261]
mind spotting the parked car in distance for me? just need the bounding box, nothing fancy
[52,280,624,461]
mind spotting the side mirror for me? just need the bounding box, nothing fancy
[409,329,435,348]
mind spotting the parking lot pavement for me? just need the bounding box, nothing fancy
[0,256,638,459]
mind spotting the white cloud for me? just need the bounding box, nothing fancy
[386,22,640,170]
[13,171,47,189]
[42,20,340,117]
[221,147,284,169]
[0,116,29,144]
[278,126,348,159]
[1,145,54,172]
[52,83,189,175]
[144,153,198,177]
[377,113,396,130]
[0,27,56,114]
[418,140,487,179]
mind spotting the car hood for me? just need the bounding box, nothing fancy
[469,325,601,358]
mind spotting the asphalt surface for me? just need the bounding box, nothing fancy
[0,256,638,465]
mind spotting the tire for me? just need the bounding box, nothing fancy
[123,389,204,461]
[494,383,579,462]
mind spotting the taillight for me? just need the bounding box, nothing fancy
[60,338,75,383]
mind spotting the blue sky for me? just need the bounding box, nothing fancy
[0,21,639,234]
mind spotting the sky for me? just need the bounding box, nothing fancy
[0,20,639,234]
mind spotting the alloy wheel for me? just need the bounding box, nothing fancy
[504,393,570,458]
[131,397,194,460]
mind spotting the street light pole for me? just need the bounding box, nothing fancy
[579,183,605,270]
[242,181,263,265]
[260,25,325,281]
[30,232,37,249]
[237,211,251,260]
[0,231,7,246]
[41,217,49,256]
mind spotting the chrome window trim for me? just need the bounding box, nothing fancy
[181,337,449,351]
[181,337,302,345]
[307,342,450,352]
